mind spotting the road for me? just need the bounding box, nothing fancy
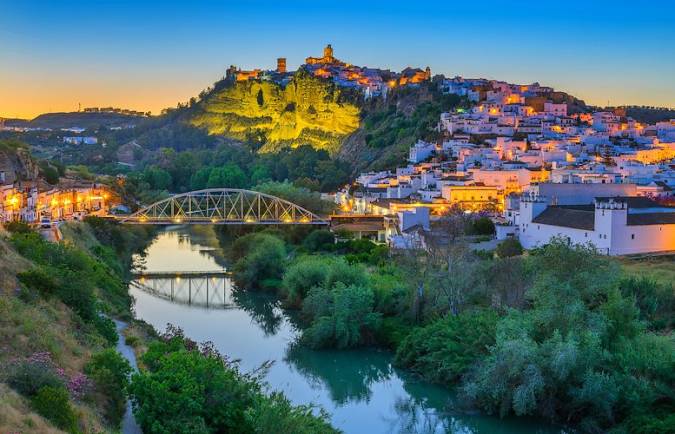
[38,222,61,242]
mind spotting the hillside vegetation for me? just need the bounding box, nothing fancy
[0,222,151,433]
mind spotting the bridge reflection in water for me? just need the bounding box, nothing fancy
[130,271,234,309]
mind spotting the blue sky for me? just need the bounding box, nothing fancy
[1,0,674,118]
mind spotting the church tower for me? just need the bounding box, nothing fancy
[324,44,334,59]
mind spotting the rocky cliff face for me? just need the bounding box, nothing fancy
[0,146,39,184]
[189,72,360,155]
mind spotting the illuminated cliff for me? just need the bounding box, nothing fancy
[189,71,360,154]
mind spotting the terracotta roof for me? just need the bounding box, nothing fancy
[532,206,594,230]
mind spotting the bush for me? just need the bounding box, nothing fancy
[302,230,335,252]
[11,230,132,337]
[495,238,523,258]
[282,256,332,306]
[129,328,336,433]
[31,386,78,432]
[618,276,674,331]
[324,258,367,290]
[244,392,337,434]
[4,221,33,233]
[8,356,65,397]
[85,349,132,426]
[460,240,674,431]
[232,233,286,291]
[302,283,381,349]
[93,316,119,346]
[469,217,495,236]
[17,268,59,296]
[395,309,498,384]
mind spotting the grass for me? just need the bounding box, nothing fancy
[0,384,62,434]
[619,255,675,285]
[0,226,138,432]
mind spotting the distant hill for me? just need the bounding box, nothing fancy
[4,111,145,130]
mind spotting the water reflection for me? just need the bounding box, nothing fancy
[230,289,285,336]
[285,343,394,404]
[129,228,562,434]
[131,275,233,309]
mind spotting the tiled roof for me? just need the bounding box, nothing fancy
[532,206,595,230]
[627,213,675,226]
[595,196,661,208]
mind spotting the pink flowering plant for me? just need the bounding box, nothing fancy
[7,351,91,400]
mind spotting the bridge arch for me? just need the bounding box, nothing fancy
[119,188,327,225]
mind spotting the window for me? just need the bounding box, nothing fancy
[631,234,635,240]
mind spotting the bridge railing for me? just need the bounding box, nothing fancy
[118,188,328,225]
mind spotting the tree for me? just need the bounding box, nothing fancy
[142,166,172,190]
[395,309,498,385]
[302,283,381,349]
[232,233,286,291]
[495,238,523,258]
[86,349,132,426]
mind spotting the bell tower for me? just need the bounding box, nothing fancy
[324,44,334,60]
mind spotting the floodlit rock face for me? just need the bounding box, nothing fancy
[189,71,360,154]
[0,146,39,184]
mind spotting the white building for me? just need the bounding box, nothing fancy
[409,140,436,163]
[519,194,675,255]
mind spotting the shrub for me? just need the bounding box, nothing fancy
[460,241,673,431]
[324,258,367,289]
[618,276,674,331]
[4,221,33,233]
[282,256,332,306]
[302,230,335,252]
[302,284,381,349]
[31,386,78,432]
[244,392,337,434]
[17,268,59,296]
[129,329,337,433]
[11,230,132,335]
[232,234,286,291]
[85,349,132,426]
[93,316,119,346]
[395,309,498,384]
[495,238,523,258]
[7,356,65,397]
[469,217,495,236]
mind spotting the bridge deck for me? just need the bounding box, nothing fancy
[132,270,231,278]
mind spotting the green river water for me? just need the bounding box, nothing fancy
[128,227,564,434]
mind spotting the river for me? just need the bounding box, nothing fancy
[129,227,562,434]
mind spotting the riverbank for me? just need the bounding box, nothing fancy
[0,220,156,433]
[222,227,675,433]
[127,226,563,433]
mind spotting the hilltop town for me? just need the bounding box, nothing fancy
[226,44,431,98]
[331,69,675,255]
[1,44,674,255]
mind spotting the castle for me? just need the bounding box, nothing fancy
[305,44,345,66]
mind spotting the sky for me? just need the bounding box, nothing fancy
[1,0,674,119]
